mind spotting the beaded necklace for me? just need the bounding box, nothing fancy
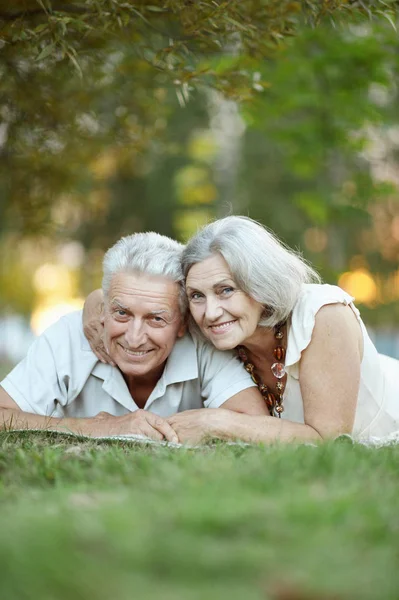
[237,322,287,418]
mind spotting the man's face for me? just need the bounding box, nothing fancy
[104,272,186,382]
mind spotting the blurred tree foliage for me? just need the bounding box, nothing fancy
[239,21,399,274]
[237,20,399,323]
[1,1,399,323]
[0,0,397,232]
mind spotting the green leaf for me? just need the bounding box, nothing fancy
[33,24,49,34]
[35,43,55,62]
[145,5,169,12]
[65,49,83,78]
[376,10,397,31]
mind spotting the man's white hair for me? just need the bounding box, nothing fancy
[102,232,187,314]
[182,216,320,327]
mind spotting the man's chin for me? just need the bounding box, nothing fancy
[118,353,153,368]
[116,352,166,376]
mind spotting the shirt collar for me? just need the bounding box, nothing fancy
[143,333,198,409]
[160,333,198,385]
[90,332,198,411]
[91,362,137,412]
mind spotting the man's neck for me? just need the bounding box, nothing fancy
[123,363,166,409]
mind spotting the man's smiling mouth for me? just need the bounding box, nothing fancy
[118,344,153,357]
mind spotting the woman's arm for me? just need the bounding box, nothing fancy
[168,304,363,444]
[82,289,114,365]
[298,302,362,438]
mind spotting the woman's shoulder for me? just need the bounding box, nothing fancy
[286,284,360,369]
[295,283,355,312]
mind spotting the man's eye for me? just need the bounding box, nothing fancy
[150,316,166,324]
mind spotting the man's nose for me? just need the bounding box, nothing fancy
[124,320,147,348]
[204,296,223,322]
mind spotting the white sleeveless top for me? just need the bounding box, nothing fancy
[282,284,399,440]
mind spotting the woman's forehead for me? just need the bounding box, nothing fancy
[186,254,234,287]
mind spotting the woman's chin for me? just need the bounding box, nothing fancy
[208,334,240,351]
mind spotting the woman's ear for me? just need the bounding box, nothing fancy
[261,305,274,320]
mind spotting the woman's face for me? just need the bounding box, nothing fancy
[186,253,264,350]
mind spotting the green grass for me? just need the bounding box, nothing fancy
[0,431,398,600]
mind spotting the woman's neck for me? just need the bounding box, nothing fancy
[241,326,276,362]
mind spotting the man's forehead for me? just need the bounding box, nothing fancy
[108,271,181,309]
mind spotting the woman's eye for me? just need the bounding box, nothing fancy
[190,292,203,302]
[220,287,234,296]
[117,310,127,317]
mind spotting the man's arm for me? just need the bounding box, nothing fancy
[0,386,179,442]
[0,386,95,434]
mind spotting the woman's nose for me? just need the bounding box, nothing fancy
[204,297,223,321]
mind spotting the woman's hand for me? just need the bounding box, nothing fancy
[167,408,232,445]
[82,289,114,365]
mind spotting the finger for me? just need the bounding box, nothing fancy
[83,325,97,344]
[99,334,116,366]
[84,325,103,348]
[139,423,165,442]
[96,411,111,419]
[166,412,181,426]
[90,345,108,364]
[148,416,179,444]
[96,347,115,366]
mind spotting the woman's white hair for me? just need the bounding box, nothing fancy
[182,216,321,327]
[102,232,187,314]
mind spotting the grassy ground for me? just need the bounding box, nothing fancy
[0,431,398,600]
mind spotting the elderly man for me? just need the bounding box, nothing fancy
[0,232,267,443]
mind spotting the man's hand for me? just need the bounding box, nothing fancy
[167,409,231,445]
[87,410,179,443]
[82,289,114,365]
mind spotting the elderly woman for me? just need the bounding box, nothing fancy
[84,216,399,444]
[180,216,399,443]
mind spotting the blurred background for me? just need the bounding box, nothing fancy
[1,1,399,375]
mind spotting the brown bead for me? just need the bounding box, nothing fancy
[244,363,254,374]
[275,405,284,414]
[273,346,286,361]
[267,392,276,406]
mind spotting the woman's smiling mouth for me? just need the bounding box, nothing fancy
[208,319,237,334]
